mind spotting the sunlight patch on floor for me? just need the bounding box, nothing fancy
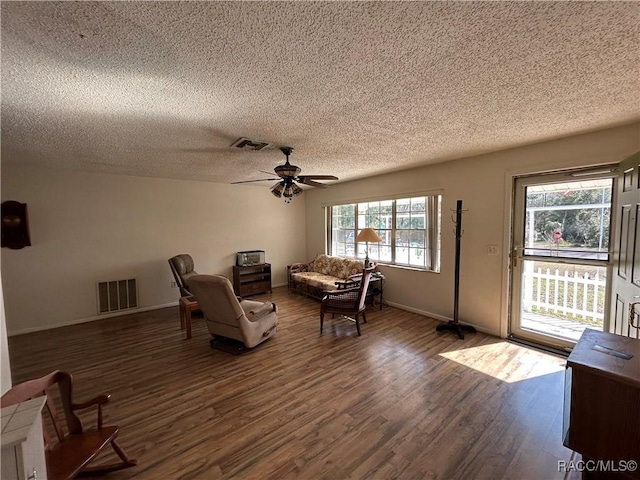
[439,342,566,383]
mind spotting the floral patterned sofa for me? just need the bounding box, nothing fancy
[287,254,370,300]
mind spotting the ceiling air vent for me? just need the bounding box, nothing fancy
[230,137,271,151]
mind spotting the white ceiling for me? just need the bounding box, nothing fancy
[1,1,639,187]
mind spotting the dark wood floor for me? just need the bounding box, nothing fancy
[7,287,575,479]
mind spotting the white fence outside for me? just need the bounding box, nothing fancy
[522,266,606,324]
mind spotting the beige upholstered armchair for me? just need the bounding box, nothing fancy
[189,274,278,349]
[168,254,198,296]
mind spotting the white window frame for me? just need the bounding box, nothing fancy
[326,194,441,272]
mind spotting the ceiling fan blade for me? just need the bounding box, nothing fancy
[298,178,329,188]
[259,170,279,177]
[231,178,274,184]
[297,175,339,181]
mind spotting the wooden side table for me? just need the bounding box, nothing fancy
[179,296,200,339]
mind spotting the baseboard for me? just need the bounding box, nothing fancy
[8,302,178,337]
[9,296,500,338]
[8,285,287,336]
[385,300,499,337]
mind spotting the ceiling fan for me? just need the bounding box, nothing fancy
[232,147,338,203]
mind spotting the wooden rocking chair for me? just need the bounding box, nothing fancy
[1,370,137,480]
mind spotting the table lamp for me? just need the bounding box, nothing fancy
[355,228,382,267]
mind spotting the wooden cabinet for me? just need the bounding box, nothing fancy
[563,329,640,479]
[233,264,272,297]
[1,396,48,480]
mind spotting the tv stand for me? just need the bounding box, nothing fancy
[233,264,272,297]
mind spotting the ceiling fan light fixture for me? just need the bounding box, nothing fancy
[271,182,284,198]
[282,183,303,203]
[290,184,304,196]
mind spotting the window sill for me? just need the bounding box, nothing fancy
[376,262,440,274]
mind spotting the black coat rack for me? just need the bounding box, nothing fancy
[436,199,477,339]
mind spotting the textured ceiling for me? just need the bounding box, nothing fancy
[1,1,639,187]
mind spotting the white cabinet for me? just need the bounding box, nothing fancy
[1,396,47,480]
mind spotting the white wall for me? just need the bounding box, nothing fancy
[1,166,306,335]
[305,123,640,336]
[2,123,638,339]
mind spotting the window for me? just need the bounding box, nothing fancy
[327,195,441,271]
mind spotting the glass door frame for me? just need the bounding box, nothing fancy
[509,168,617,349]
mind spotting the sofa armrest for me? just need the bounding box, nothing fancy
[336,278,359,289]
[323,286,360,296]
[289,261,313,274]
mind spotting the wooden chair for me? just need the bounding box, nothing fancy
[1,370,137,480]
[320,266,375,336]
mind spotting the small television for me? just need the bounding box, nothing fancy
[236,250,265,266]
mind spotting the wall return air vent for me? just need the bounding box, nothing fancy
[97,278,138,314]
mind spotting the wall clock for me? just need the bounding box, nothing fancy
[1,201,31,249]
